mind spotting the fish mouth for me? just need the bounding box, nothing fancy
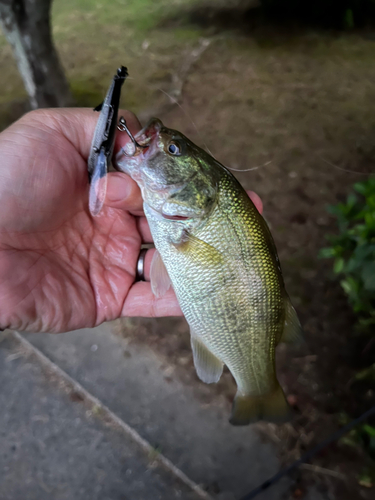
[135,118,162,146]
[120,118,162,157]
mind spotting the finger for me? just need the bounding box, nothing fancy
[23,108,142,161]
[105,172,144,214]
[247,190,263,214]
[122,281,183,317]
[136,216,153,243]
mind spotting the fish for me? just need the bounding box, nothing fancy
[113,117,303,425]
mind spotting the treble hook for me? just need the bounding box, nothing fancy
[117,116,147,156]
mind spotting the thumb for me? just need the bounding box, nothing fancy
[22,107,141,161]
[105,172,144,214]
[22,108,144,213]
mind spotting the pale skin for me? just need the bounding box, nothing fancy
[0,108,263,333]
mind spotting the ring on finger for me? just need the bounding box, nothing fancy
[135,248,148,281]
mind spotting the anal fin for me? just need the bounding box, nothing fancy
[150,250,171,298]
[190,334,223,384]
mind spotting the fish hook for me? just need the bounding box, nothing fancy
[117,116,147,156]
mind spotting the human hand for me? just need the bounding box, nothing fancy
[0,108,182,332]
[0,109,263,333]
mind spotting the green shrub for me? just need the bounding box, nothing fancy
[321,177,375,332]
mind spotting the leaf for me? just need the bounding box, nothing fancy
[334,258,345,274]
[354,363,375,382]
[319,247,335,259]
[343,8,354,29]
[354,181,368,195]
[322,177,375,333]
[339,435,359,448]
[354,244,375,261]
[361,262,375,291]
[340,277,359,297]
[358,477,373,488]
[358,471,374,488]
[347,193,357,208]
[362,424,375,438]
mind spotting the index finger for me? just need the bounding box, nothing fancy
[122,281,183,317]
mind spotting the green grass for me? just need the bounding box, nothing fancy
[2,0,375,130]
[0,0,205,120]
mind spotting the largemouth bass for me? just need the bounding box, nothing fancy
[116,118,302,425]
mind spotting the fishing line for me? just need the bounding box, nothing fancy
[317,155,373,175]
[239,404,375,500]
[228,161,273,172]
[132,83,274,173]
[159,89,276,174]
[156,89,276,173]
[122,75,216,158]
[157,87,217,159]
[119,74,374,498]
[122,77,374,178]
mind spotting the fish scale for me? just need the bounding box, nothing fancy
[146,169,283,394]
[118,118,302,425]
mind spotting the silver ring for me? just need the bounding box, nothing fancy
[136,248,147,281]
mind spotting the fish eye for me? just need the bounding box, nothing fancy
[167,141,181,156]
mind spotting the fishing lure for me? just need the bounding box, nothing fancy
[88,66,145,216]
[87,66,128,216]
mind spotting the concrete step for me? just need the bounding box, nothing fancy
[0,331,202,500]
[24,322,292,499]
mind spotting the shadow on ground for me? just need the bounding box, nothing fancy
[161,1,375,36]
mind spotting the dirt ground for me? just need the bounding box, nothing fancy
[117,14,375,500]
[1,1,375,498]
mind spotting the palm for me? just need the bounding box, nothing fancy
[0,109,261,333]
[0,109,166,333]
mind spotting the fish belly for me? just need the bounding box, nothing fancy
[147,217,282,397]
[145,194,290,424]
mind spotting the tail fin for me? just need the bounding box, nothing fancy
[229,383,291,426]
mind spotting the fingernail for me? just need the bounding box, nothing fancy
[248,191,263,214]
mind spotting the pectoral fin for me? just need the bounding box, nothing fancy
[174,231,222,266]
[150,250,171,298]
[280,295,303,344]
[190,334,223,384]
[230,383,291,426]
